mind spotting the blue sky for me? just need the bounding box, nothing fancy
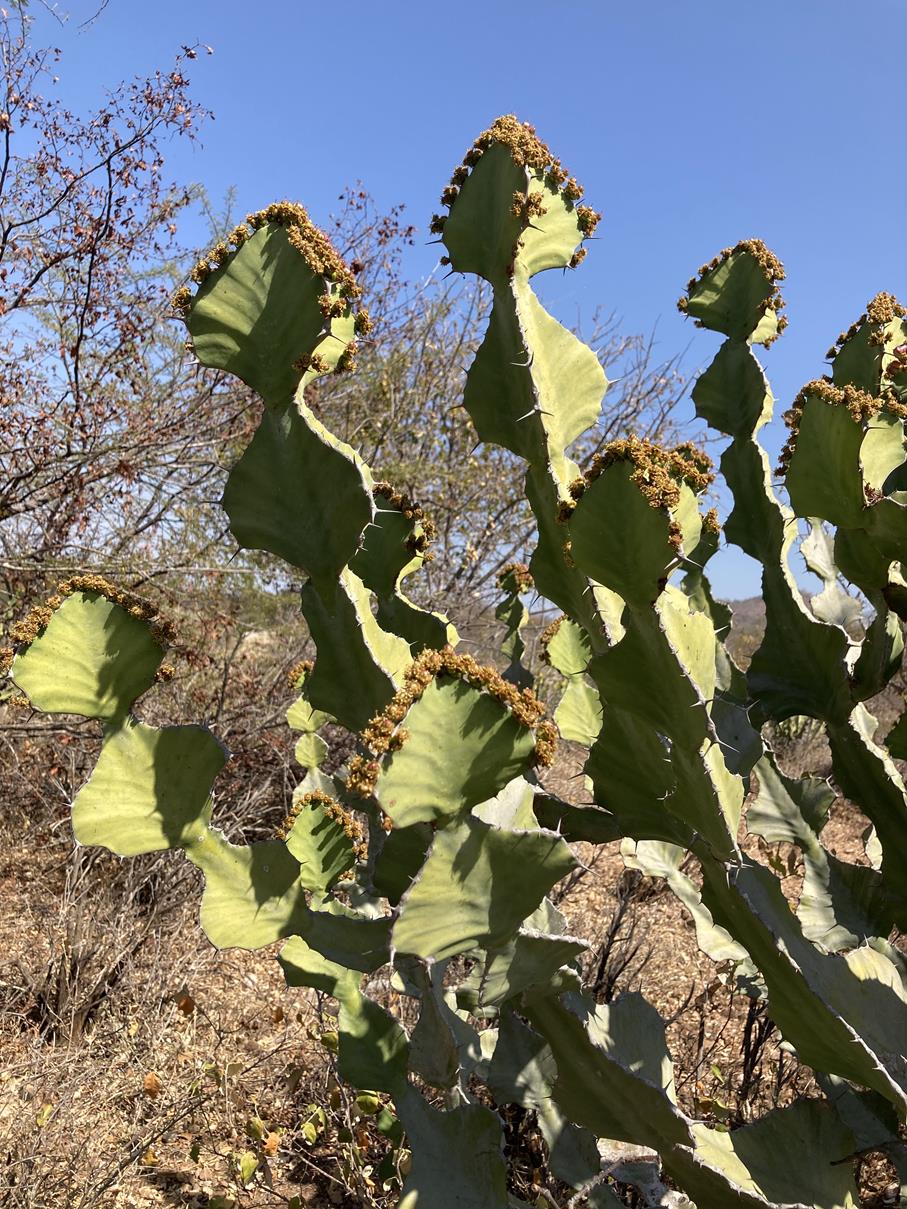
[35,1,907,599]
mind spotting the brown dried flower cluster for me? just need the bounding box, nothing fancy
[372,481,423,520]
[354,309,374,337]
[538,615,566,663]
[335,341,359,374]
[677,239,788,342]
[702,507,721,536]
[778,378,907,472]
[574,436,713,509]
[575,205,601,237]
[171,203,371,378]
[430,115,596,271]
[825,293,907,360]
[866,291,906,325]
[170,284,192,315]
[6,574,176,653]
[470,115,562,173]
[534,719,559,766]
[278,789,367,862]
[181,201,361,300]
[510,190,548,221]
[317,291,348,319]
[683,238,785,295]
[287,659,314,690]
[292,352,330,375]
[496,562,534,594]
[346,754,382,798]
[373,481,437,558]
[565,437,714,554]
[347,645,557,800]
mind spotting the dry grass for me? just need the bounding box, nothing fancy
[0,823,347,1207]
[0,744,893,1207]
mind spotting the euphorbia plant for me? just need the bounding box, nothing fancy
[6,115,907,1208]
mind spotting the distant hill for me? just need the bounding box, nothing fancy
[727,596,765,632]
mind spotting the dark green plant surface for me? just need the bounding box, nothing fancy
[6,116,907,1208]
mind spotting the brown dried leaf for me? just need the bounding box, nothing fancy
[143,1071,163,1098]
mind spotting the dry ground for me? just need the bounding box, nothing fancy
[1,606,905,1207]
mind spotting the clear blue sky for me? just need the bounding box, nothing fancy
[34,1,907,599]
